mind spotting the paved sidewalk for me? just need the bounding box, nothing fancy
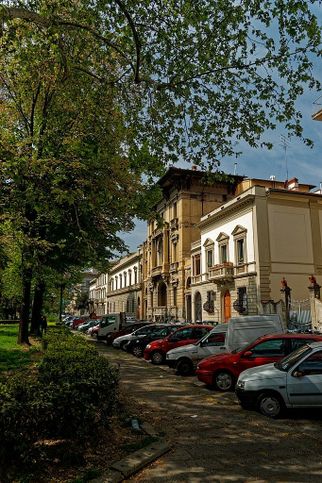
[98,343,322,482]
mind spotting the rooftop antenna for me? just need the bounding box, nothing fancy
[233,162,237,175]
[280,135,290,180]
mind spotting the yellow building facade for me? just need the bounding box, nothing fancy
[141,167,242,322]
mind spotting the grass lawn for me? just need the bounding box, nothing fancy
[0,324,42,372]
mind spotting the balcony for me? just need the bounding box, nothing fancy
[191,274,202,284]
[208,263,234,283]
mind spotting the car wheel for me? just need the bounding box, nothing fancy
[257,392,283,418]
[176,359,193,376]
[132,346,143,357]
[151,351,165,365]
[214,371,234,391]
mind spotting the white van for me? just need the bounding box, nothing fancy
[166,315,285,376]
[97,313,137,340]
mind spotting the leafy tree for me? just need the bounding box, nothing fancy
[0,0,320,342]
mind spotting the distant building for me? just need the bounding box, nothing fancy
[106,250,142,319]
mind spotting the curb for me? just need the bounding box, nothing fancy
[91,423,171,483]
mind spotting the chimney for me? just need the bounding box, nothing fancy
[285,177,299,191]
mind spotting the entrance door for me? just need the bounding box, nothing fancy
[224,290,231,323]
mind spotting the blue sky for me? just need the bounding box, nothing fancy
[121,9,322,253]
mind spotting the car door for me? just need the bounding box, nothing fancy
[197,332,227,359]
[238,338,288,373]
[167,328,195,350]
[287,350,322,406]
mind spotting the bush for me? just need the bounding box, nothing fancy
[0,328,119,474]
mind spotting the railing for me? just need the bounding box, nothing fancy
[208,262,234,282]
[191,274,202,284]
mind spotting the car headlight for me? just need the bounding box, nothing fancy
[236,380,245,390]
[146,344,151,349]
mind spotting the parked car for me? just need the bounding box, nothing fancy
[72,317,89,329]
[106,321,152,345]
[196,333,322,391]
[113,323,166,349]
[144,324,213,364]
[236,341,322,417]
[166,324,228,375]
[87,323,101,337]
[125,324,182,358]
[77,319,100,332]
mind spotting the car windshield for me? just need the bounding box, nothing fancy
[274,344,312,372]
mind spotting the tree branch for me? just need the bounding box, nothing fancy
[114,0,141,83]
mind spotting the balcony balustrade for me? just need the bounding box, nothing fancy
[208,262,234,283]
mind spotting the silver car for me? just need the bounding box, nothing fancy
[236,341,322,418]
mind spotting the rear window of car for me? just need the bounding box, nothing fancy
[251,339,286,357]
[290,338,319,351]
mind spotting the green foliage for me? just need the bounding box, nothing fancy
[0,324,40,371]
[0,329,119,472]
[2,0,319,165]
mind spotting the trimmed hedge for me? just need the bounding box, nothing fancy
[0,328,119,472]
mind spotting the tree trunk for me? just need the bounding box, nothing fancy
[30,280,45,336]
[18,266,32,345]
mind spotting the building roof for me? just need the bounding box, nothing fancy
[157,166,244,189]
[312,108,322,121]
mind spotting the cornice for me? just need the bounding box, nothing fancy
[199,193,255,229]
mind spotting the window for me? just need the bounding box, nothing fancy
[192,327,210,339]
[193,254,201,275]
[128,270,132,286]
[173,202,177,218]
[236,239,244,264]
[220,244,228,263]
[291,339,316,352]
[170,328,193,341]
[173,286,177,306]
[250,339,286,357]
[232,225,247,266]
[235,287,247,314]
[297,351,322,375]
[124,272,127,286]
[207,249,213,268]
[203,332,226,346]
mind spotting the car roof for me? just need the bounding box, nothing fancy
[256,333,322,342]
[172,324,213,331]
[308,341,322,349]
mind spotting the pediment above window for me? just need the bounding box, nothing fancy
[203,238,214,247]
[231,225,247,236]
[216,232,229,242]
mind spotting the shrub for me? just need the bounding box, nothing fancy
[0,329,119,474]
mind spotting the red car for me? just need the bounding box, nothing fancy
[196,333,322,391]
[72,317,88,329]
[144,324,213,364]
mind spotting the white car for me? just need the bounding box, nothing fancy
[236,341,322,418]
[166,324,228,375]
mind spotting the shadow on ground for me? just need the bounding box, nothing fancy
[95,342,322,482]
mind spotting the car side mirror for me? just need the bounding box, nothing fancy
[243,350,253,358]
[293,370,305,378]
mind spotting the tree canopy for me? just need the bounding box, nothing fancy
[1,0,321,166]
[0,0,320,341]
